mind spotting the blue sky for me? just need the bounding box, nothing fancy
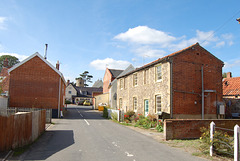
[0,0,240,85]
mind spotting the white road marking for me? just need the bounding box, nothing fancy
[84,119,90,125]
[80,114,83,117]
[125,152,134,157]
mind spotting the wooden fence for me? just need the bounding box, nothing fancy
[0,110,46,151]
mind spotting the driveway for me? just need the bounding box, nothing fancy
[9,105,206,161]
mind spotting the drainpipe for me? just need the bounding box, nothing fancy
[58,77,61,118]
[201,66,204,120]
[170,59,173,119]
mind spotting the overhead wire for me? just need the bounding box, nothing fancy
[201,9,240,45]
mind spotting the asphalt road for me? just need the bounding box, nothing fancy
[10,106,206,161]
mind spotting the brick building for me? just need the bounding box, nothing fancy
[117,43,224,119]
[103,68,123,93]
[8,52,66,118]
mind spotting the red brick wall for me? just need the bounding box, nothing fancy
[164,119,240,140]
[172,45,223,118]
[103,68,112,93]
[9,56,61,109]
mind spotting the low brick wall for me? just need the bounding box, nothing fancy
[0,110,46,151]
[164,119,240,140]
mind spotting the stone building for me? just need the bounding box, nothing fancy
[117,43,224,119]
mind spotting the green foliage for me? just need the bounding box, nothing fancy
[0,55,19,71]
[124,110,135,122]
[76,71,93,87]
[222,72,227,78]
[111,112,118,121]
[156,124,163,132]
[65,100,71,104]
[103,106,109,118]
[200,127,234,156]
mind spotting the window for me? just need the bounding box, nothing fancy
[68,91,72,94]
[133,73,138,86]
[133,97,137,111]
[156,65,162,81]
[155,95,161,113]
[120,79,123,89]
[144,69,149,84]
[119,98,122,109]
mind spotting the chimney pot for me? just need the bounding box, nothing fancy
[227,72,232,78]
[56,61,60,70]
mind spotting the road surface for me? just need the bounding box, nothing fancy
[11,106,206,161]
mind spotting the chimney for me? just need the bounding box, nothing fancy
[67,80,70,85]
[227,72,232,78]
[3,58,8,68]
[56,61,60,70]
[44,44,48,59]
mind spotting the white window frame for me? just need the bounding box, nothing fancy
[120,79,123,89]
[155,95,161,113]
[119,98,122,109]
[133,97,137,112]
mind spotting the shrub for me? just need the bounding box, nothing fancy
[65,100,71,104]
[200,127,233,156]
[124,111,135,122]
[111,112,118,121]
[103,107,109,118]
[156,124,163,132]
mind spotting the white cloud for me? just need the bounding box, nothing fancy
[133,46,166,58]
[90,58,131,70]
[224,59,240,69]
[0,17,7,30]
[0,53,28,61]
[215,41,225,48]
[114,26,176,46]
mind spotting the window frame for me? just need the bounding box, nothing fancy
[155,64,162,82]
[119,98,122,109]
[133,97,137,112]
[155,95,162,113]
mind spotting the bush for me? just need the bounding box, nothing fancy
[111,112,118,121]
[103,107,109,118]
[124,111,135,122]
[200,127,233,156]
[65,100,71,104]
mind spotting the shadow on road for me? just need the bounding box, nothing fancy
[18,130,74,160]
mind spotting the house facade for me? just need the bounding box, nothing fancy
[103,68,123,93]
[8,53,66,118]
[0,58,11,96]
[117,43,224,119]
[65,83,103,104]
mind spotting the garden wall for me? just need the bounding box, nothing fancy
[0,110,46,151]
[164,119,240,140]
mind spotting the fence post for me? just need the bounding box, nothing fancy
[234,124,240,161]
[210,121,215,156]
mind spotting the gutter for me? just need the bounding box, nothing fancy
[169,58,173,119]
[201,66,204,120]
[58,77,61,118]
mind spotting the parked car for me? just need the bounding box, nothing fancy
[83,100,91,106]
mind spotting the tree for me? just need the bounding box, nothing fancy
[76,71,93,87]
[0,55,20,71]
[222,72,227,78]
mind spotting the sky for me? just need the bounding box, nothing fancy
[0,0,240,85]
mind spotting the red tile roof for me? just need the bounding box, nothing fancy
[223,77,240,96]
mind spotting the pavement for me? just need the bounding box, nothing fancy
[6,105,207,161]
